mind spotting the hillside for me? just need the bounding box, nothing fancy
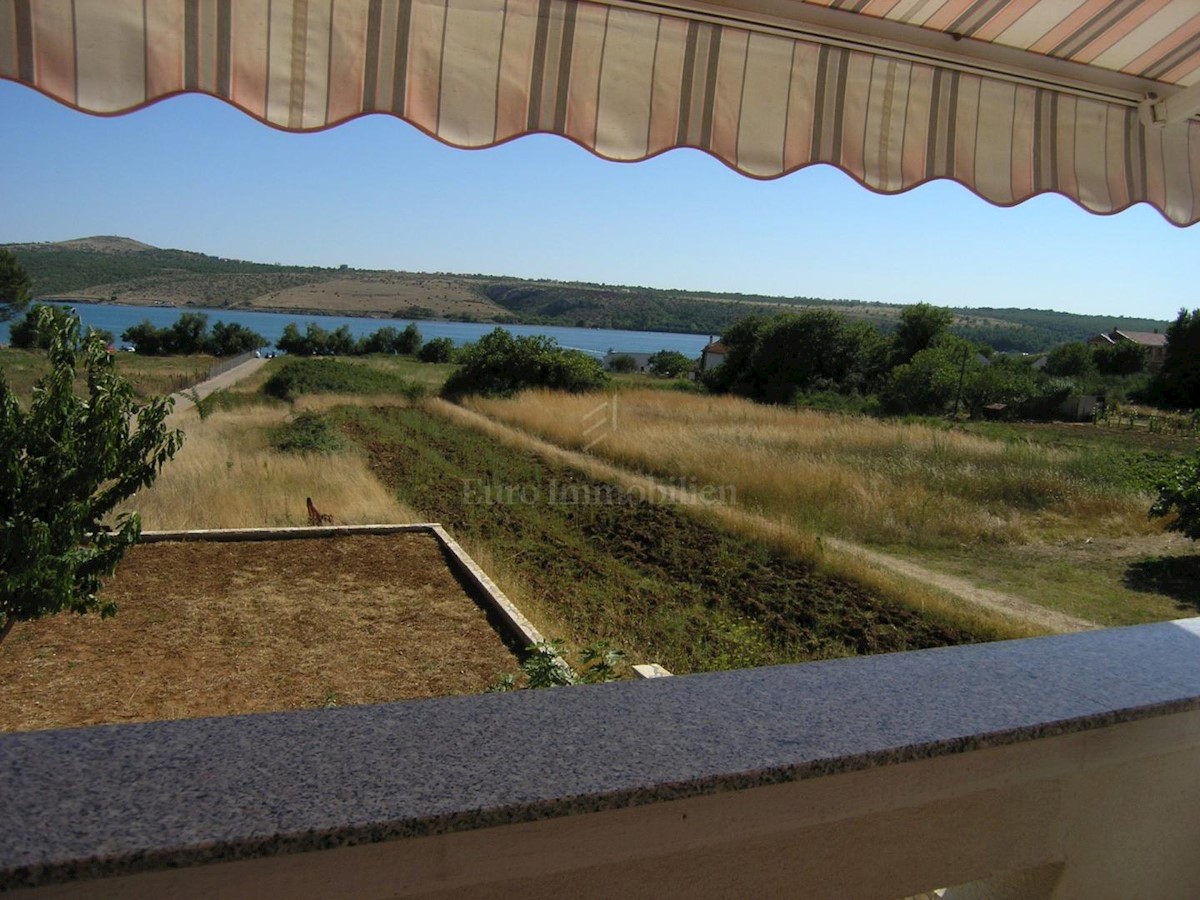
[5,237,1169,350]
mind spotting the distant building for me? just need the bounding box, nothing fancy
[1088,329,1168,372]
[602,351,654,373]
[701,340,727,372]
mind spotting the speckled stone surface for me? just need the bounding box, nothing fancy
[3,617,1200,889]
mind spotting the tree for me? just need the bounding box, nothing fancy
[442,328,608,398]
[395,322,422,355]
[1043,341,1096,377]
[166,312,209,354]
[417,337,456,363]
[0,308,183,644]
[1151,309,1200,409]
[1150,450,1200,540]
[881,334,980,415]
[893,302,954,365]
[359,326,400,354]
[607,353,638,374]
[121,320,167,355]
[0,248,32,321]
[206,321,267,357]
[647,350,693,378]
[1094,341,1145,376]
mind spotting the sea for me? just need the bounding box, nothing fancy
[0,302,712,358]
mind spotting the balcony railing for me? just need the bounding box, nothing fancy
[2,617,1199,898]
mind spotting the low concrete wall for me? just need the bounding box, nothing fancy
[4,618,1199,897]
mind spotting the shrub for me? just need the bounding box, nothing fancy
[442,328,608,399]
[270,411,345,454]
[608,353,638,373]
[417,337,456,363]
[647,349,693,378]
[1150,450,1200,540]
[262,358,427,401]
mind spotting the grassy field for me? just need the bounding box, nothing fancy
[335,400,1018,674]
[463,389,1198,625]
[0,347,214,402]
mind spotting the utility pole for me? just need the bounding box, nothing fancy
[952,345,970,419]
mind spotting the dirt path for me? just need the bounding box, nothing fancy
[167,356,267,417]
[821,538,1096,633]
[436,400,1099,635]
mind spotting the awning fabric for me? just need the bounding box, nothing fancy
[2,0,1198,224]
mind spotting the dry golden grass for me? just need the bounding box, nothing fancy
[431,400,1040,640]
[119,399,418,530]
[465,390,1155,548]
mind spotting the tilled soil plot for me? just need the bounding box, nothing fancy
[343,406,982,674]
[0,532,519,732]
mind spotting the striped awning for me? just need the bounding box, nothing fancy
[2,0,1199,224]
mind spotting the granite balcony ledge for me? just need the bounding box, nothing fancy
[3,618,1200,891]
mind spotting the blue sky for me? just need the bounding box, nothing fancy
[1,78,1194,322]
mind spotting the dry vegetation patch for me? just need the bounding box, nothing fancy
[0,534,520,732]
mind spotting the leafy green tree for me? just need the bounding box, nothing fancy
[893,302,954,365]
[276,322,307,355]
[417,337,456,363]
[395,322,422,355]
[442,328,608,398]
[0,308,183,644]
[1094,341,1146,376]
[8,303,56,349]
[206,321,267,357]
[121,320,167,355]
[1150,450,1200,540]
[166,312,209,354]
[326,325,356,356]
[963,355,1038,416]
[359,326,400,354]
[11,304,112,350]
[1044,341,1096,377]
[0,248,32,321]
[647,350,693,378]
[1151,309,1200,409]
[881,334,980,415]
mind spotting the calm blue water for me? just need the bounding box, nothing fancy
[0,303,711,358]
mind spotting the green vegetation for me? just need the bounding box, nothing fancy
[1150,450,1200,540]
[9,302,114,348]
[489,639,626,690]
[270,411,346,454]
[705,306,1156,419]
[119,311,267,356]
[8,238,1171,349]
[0,308,183,643]
[339,403,988,674]
[442,328,608,398]
[417,337,456,363]
[647,349,693,378]
[1150,308,1200,409]
[262,357,427,401]
[276,320,424,357]
[0,248,32,320]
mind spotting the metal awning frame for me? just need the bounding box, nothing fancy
[619,0,1196,115]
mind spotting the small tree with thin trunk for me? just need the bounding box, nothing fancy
[0,308,183,644]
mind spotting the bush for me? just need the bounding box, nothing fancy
[647,349,694,378]
[270,411,345,454]
[1150,451,1200,540]
[417,336,456,363]
[608,353,638,373]
[442,328,608,399]
[262,358,427,401]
